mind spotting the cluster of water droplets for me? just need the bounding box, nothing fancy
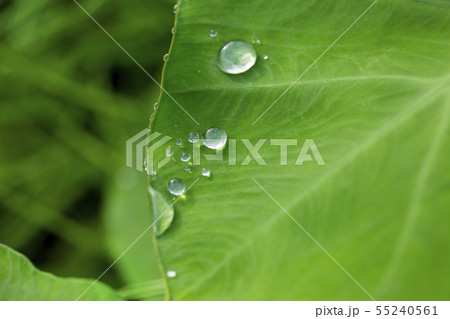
[164,127,226,196]
[154,16,275,276]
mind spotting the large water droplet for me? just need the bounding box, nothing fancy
[217,41,257,74]
[188,132,199,143]
[149,187,174,237]
[167,270,177,278]
[202,127,227,150]
[210,29,217,38]
[202,168,211,177]
[163,53,168,61]
[167,178,185,195]
[181,153,191,162]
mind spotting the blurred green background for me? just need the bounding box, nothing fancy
[0,0,174,299]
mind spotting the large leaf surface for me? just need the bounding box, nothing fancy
[149,0,450,300]
[0,244,121,300]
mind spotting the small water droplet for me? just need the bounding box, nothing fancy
[181,153,191,162]
[153,102,158,109]
[176,138,182,146]
[150,170,156,176]
[217,40,257,74]
[252,38,261,45]
[143,158,147,171]
[171,27,175,34]
[263,55,269,60]
[174,123,178,127]
[198,70,201,73]
[210,29,217,38]
[188,132,199,143]
[202,127,227,150]
[166,148,173,157]
[149,188,174,236]
[185,166,191,171]
[166,270,177,278]
[163,53,168,61]
[202,168,211,177]
[167,178,185,195]
[173,4,178,13]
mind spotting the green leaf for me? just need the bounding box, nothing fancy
[0,244,121,300]
[150,0,450,300]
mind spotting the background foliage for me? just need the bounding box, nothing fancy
[0,0,171,300]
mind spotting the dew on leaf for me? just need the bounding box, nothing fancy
[167,178,185,195]
[163,53,168,61]
[181,153,191,162]
[166,148,173,157]
[202,168,211,177]
[176,138,182,146]
[202,127,227,150]
[217,40,257,74]
[167,270,177,278]
[148,187,174,237]
[210,29,217,38]
[188,132,199,143]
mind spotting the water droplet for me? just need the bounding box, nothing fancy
[210,29,217,38]
[173,4,178,13]
[198,70,201,73]
[185,166,191,171]
[181,153,191,162]
[176,138,182,146]
[149,188,174,237]
[188,132,199,143]
[174,123,178,127]
[153,102,158,109]
[202,127,227,150]
[167,178,185,195]
[150,170,156,176]
[167,270,177,278]
[166,148,173,157]
[263,55,269,60]
[143,158,147,171]
[163,53,168,61]
[202,168,211,177]
[252,38,261,45]
[217,40,257,74]
[171,27,175,34]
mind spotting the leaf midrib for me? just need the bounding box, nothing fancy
[169,74,436,94]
